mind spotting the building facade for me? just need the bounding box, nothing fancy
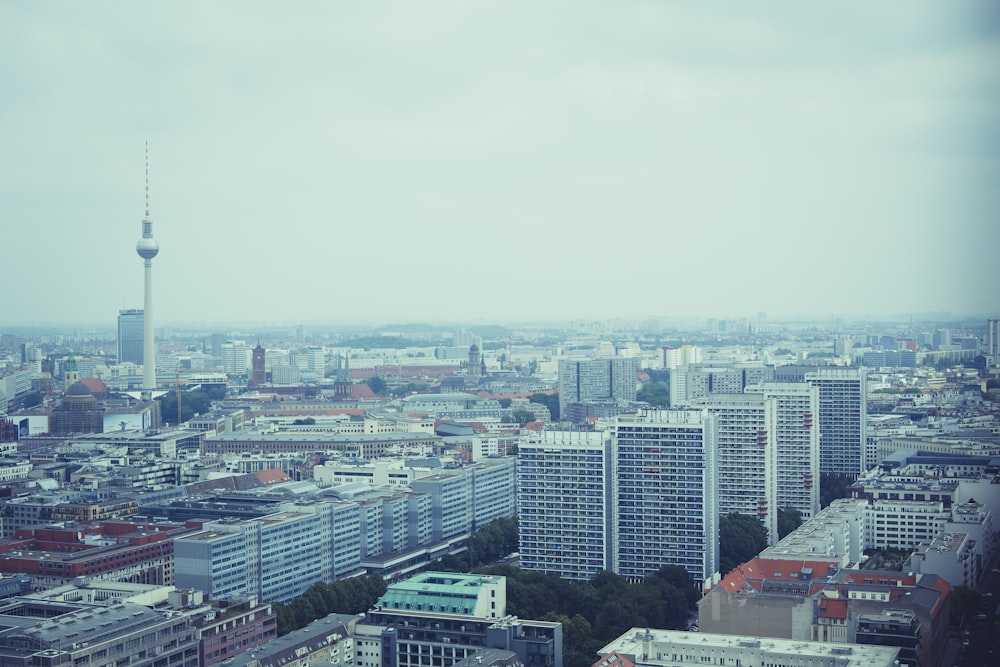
[518,430,616,579]
[117,309,145,365]
[558,358,637,420]
[615,409,718,585]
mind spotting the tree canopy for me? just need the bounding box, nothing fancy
[777,507,803,539]
[365,376,387,394]
[636,381,670,407]
[719,513,768,575]
[528,392,559,421]
[271,574,387,636]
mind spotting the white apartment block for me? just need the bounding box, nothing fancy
[697,393,778,544]
[518,430,617,580]
[759,382,821,520]
[865,500,950,551]
[615,409,718,585]
[805,367,867,475]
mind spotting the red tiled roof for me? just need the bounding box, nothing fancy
[352,383,376,400]
[523,421,544,431]
[591,651,635,667]
[79,378,109,394]
[818,597,848,619]
[255,469,291,486]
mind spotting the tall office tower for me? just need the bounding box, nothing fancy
[988,318,1000,365]
[117,309,144,365]
[804,367,867,475]
[221,341,248,376]
[518,430,617,580]
[558,357,638,417]
[697,394,778,545]
[250,343,266,387]
[135,143,160,399]
[754,382,821,520]
[615,409,718,585]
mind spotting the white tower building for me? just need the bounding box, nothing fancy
[517,430,617,580]
[614,408,718,586]
[135,142,160,399]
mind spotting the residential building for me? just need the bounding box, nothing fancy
[759,382,821,520]
[558,358,638,420]
[222,341,249,377]
[805,367,868,475]
[696,393,777,543]
[615,409,718,585]
[518,430,616,579]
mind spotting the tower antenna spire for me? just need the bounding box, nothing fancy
[145,140,150,218]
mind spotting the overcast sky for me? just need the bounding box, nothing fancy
[1,1,997,327]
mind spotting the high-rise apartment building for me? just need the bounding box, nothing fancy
[758,382,821,520]
[221,341,248,376]
[615,409,718,584]
[117,309,144,365]
[804,368,868,475]
[558,357,638,418]
[988,318,1000,366]
[670,363,774,407]
[697,394,778,544]
[518,430,617,579]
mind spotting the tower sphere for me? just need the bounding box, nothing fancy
[136,236,160,259]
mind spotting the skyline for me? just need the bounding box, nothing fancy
[1,2,998,326]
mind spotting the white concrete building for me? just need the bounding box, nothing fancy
[598,628,898,667]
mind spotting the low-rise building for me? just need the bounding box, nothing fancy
[596,628,898,667]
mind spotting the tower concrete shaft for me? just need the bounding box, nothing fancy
[136,142,160,399]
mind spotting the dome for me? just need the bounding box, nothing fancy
[64,381,94,397]
[469,344,479,352]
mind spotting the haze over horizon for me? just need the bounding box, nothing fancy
[2,1,998,328]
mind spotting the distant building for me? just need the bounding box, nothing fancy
[250,343,266,388]
[117,309,145,365]
[558,358,638,420]
[49,381,104,437]
[798,367,867,475]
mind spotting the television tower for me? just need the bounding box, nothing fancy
[136,141,160,399]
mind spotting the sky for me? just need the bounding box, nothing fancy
[1,1,998,327]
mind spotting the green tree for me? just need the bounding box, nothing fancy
[498,398,513,408]
[820,473,855,508]
[528,392,559,421]
[949,585,981,624]
[509,409,536,425]
[777,507,803,539]
[292,417,316,425]
[719,513,768,575]
[636,381,670,407]
[365,376,387,394]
